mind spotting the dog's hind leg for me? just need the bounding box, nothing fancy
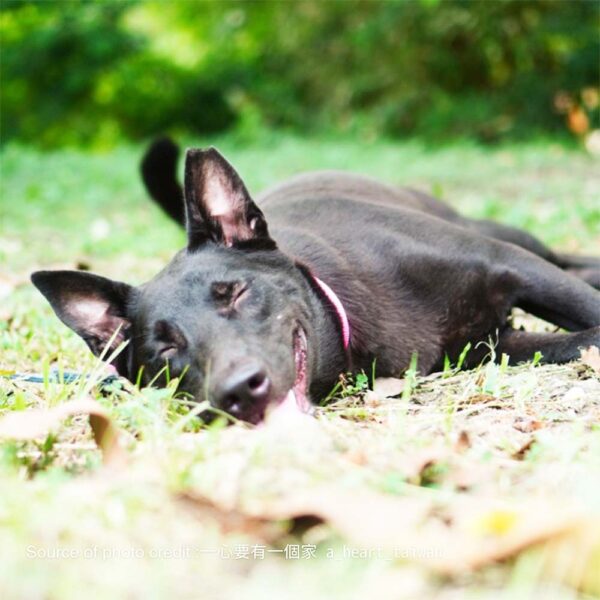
[561,267,600,290]
[554,253,600,270]
[497,327,600,365]
[554,253,600,290]
[470,219,600,290]
[502,247,600,331]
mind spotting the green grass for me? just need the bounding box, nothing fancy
[1,134,599,599]
[2,133,599,276]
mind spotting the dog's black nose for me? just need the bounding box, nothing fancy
[216,364,271,416]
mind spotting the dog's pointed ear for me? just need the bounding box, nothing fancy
[31,270,135,369]
[183,147,274,250]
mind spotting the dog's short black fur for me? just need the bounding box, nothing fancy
[32,138,600,423]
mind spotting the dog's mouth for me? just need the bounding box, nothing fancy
[266,325,312,420]
[291,325,311,411]
[204,326,311,425]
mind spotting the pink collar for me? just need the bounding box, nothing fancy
[312,276,351,350]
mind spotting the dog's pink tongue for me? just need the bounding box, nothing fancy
[266,390,312,422]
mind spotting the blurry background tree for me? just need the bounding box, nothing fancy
[1,0,598,148]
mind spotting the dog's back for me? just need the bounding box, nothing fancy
[258,170,460,220]
[141,137,600,290]
[141,137,460,227]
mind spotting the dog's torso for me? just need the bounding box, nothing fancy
[259,171,517,374]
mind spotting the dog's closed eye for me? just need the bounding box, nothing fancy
[154,319,187,359]
[211,280,248,311]
[159,345,179,359]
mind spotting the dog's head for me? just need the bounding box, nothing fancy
[32,148,320,423]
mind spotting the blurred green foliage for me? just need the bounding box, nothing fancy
[1,0,598,147]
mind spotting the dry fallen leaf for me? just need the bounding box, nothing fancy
[455,393,505,410]
[580,346,600,375]
[241,487,598,594]
[513,416,544,433]
[363,390,382,408]
[541,518,600,594]
[444,460,489,491]
[402,447,450,484]
[373,377,405,398]
[0,399,125,466]
[241,488,433,553]
[512,438,536,460]
[177,491,286,542]
[454,430,471,453]
[204,485,598,586]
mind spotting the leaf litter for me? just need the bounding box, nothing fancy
[1,344,599,598]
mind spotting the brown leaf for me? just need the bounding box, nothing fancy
[0,399,125,466]
[445,461,488,491]
[242,488,433,553]
[373,377,405,398]
[265,489,599,589]
[513,417,544,433]
[178,492,286,542]
[454,430,471,453]
[541,519,600,595]
[236,488,595,577]
[343,449,369,466]
[363,390,382,408]
[455,394,505,410]
[512,438,536,460]
[178,482,600,594]
[397,446,450,483]
[580,346,600,375]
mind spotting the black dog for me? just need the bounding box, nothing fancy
[32,138,600,423]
